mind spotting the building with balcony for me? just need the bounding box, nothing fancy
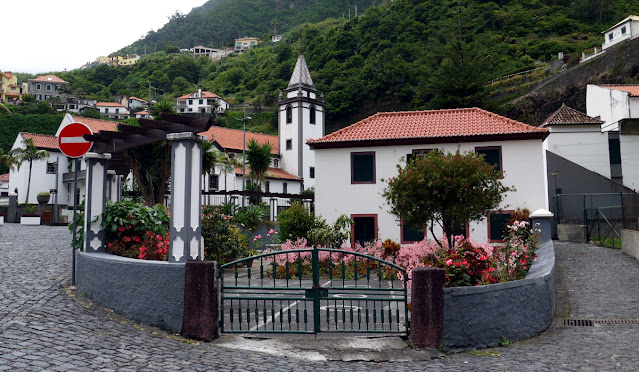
[96,102,130,120]
[234,37,260,52]
[1,72,21,103]
[27,75,69,102]
[174,89,229,115]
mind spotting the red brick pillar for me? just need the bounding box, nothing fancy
[181,261,219,341]
[410,267,445,349]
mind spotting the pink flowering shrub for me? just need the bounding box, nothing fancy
[262,220,539,287]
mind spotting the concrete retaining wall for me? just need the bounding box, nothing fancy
[557,224,587,243]
[442,241,555,351]
[77,252,185,333]
[622,229,639,261]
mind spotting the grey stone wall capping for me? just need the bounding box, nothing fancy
[167,132,207,141]
[77,252,185,333]
[442,240,555,351]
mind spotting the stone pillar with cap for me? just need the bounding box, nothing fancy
[167,132,205,263]
[83,152,111,253]
[530,208,554,244]
[106,170,122,202]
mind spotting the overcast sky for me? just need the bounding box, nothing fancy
[2,0,207,75]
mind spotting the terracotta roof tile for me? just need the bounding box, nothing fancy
[200,126,279,154]
[70,115,118,133]
[177,91,222,100]
[234,166,302,181]
[21,132,60,151]
[308,107,548,147]
[599,84,639,97]
[129,97,147,103]
[29,74,68,83]
[541,104,604,127]
[97,102,127,108]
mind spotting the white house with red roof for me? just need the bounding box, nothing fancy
[586,84,639,191]
[308,107,550,245]
[198,126,302,196]
[96,102,130,120]
[8,132,69,207]
[174,89,229,115]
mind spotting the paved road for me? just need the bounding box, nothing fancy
[1,224,639,371]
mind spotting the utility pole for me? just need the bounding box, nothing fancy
[238,103,251,208]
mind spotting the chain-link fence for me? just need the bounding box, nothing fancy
[555,193,637,248]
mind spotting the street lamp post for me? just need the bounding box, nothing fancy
[551,170,559,221]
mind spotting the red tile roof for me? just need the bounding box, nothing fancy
[2,72,13,79]
[29,75,68,83]
[177,91,222,99]
[541,104,604,127]
[200,126,279,154]
[97,102,127,108]
[600,84,639,97]
[20,133,60,151]
[235,166,302,181]
[70,115,118,133]
[129,97,148,103]
[0,173,9,183]
[308,107,548,148]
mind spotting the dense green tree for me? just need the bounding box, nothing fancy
[382,149,512,248]
[245,139,274,191]
[8,139,50,204]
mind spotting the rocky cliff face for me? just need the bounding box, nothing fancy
[505,37,639,125]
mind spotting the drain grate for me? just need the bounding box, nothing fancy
[594,319,639,325]
[562,319,594,327]
[561,318,639,327]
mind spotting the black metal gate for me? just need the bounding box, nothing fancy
[219,248,409,334]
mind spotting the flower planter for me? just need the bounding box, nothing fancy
[37,195,50,204]
[20,216,41,225]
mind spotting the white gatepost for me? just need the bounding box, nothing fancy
[83,152,111,253]
[168,133,205,263]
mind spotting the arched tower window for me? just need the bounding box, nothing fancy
[309,106,316,125]
[286,106,292,124]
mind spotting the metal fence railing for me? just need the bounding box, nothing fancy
[555,193,638,248]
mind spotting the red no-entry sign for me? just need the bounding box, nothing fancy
[58,122,93,158]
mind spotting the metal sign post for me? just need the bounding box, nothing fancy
[57,122,93,286]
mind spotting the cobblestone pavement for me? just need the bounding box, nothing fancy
[1,225,639,371]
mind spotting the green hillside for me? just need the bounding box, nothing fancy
[54,0,639,131]
[115,0,382,54]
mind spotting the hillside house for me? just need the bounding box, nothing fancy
[27,75,69,102]
[602,15,639,51]
[96,102,130,120]
[174,89,229,115]
[308,108,550,245]
[1,72,21,103]
[234,37,260,52]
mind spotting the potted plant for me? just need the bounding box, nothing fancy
[20,205,41,225]
[37,191,50,204]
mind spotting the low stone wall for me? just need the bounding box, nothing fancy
[77,252,185,333]
[557,224,587,243]
[442,241,555,351]
[622,229,639,261]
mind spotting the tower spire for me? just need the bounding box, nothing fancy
[287,55,315,89]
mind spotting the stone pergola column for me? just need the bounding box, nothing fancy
[83,152,111,253]
[106,170,122,202]
[168,133,205,263]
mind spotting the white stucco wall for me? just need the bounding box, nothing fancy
[620,134,639,191]
[279,102,301,178]
[587,85,630,131]
[602,20,639,50]
[314,139,548,244]
[545,125,611,178]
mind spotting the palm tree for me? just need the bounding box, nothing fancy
[218,152,240,201]
[8,139,50,204]
[246,139,274,192]
[0,102,10,115]
[125,99,175,206]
